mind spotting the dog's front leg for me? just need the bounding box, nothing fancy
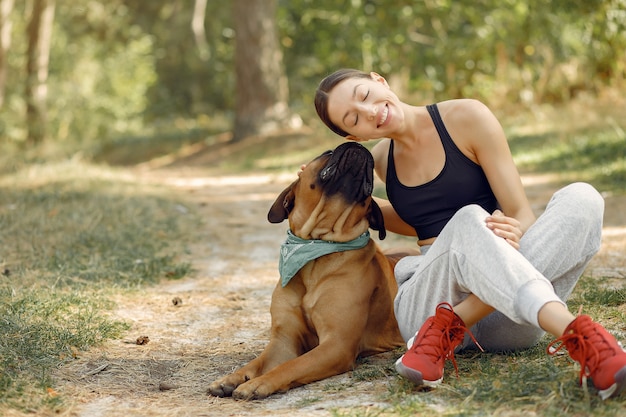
[207,356,264,397]
[208,293,308,398]
[231,279,375,400]
[232,335,361,400]
[207,335,303,398]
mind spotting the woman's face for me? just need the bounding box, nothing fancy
[326,73,402,141]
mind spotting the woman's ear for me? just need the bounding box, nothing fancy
[369,72,389,88]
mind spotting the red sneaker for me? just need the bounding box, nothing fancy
[395,302,478,387]
[548,314,626,399]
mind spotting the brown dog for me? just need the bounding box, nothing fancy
[207,142,405,400]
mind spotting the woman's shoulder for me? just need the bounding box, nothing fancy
[436,99,501,133]
[434,99,506,163]
[436,99,492,120]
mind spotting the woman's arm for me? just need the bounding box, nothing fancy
[444,99,536,248]
[373,196,418,237]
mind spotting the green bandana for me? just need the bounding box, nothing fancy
[278,230,370,287]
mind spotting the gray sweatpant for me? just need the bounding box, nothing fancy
[393,182,604,352]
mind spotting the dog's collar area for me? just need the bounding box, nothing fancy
[278,230,370,287]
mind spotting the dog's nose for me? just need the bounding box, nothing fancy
[320,165,334,180]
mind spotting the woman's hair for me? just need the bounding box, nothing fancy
[314,69,371,137]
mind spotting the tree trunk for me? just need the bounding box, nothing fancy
[25,0,55,145]
[191,0,209,61]
[0,0,14,109]
[231,0,301,142]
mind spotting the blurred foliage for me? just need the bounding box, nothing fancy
[0,0,624,152]
[279,0,626,106]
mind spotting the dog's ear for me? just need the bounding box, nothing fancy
[367,198,387,240]
[268,181,297,223]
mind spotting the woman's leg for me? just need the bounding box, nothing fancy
[466,183,604,350]
[394,183,603,349]
[395,184,626,398]
[520,182,603,299]
[394,204,559,343]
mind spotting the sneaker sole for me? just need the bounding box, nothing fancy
[394,358,443,387]
[598,365,626,400]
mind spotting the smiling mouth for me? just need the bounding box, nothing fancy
[378,105,388,127]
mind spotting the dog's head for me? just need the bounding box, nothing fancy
[268,142,386,241]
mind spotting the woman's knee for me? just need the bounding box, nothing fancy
[556,182,604,217]
[452,204,489,227]
[441,204,495,245]
[555,183,604,249]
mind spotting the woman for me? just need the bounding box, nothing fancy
[313,68,626,399]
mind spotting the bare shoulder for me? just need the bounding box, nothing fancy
[439,99,505,140]
[437,99,497,127]
[436,99,508,163]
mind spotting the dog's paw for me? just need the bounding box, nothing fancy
[207,375,246,397]
[232,379,276,400]
[207,381,236,397]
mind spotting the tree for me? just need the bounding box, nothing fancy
[0,0,14,109]
[192,0,209,61]
[25,0,55,144]
[231,0,301,142]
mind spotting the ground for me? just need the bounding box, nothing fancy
[52,163,626,417]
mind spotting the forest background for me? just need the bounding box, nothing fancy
[1,0,625,157]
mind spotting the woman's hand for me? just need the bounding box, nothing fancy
[485,209,523,250]
[297,164,306,176]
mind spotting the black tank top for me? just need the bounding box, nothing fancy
[386,103,498,239]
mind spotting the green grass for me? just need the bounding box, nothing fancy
[508,114,626,194]
[0,288,127,411]
[0,160,199,412]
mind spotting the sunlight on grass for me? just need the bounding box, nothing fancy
[509,117,626,193]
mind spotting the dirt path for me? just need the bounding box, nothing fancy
[55,168,626,417]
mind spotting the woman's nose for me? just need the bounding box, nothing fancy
[357,103,377,120]
[369,105,378,119]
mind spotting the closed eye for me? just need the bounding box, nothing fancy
[354,89,370,126]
